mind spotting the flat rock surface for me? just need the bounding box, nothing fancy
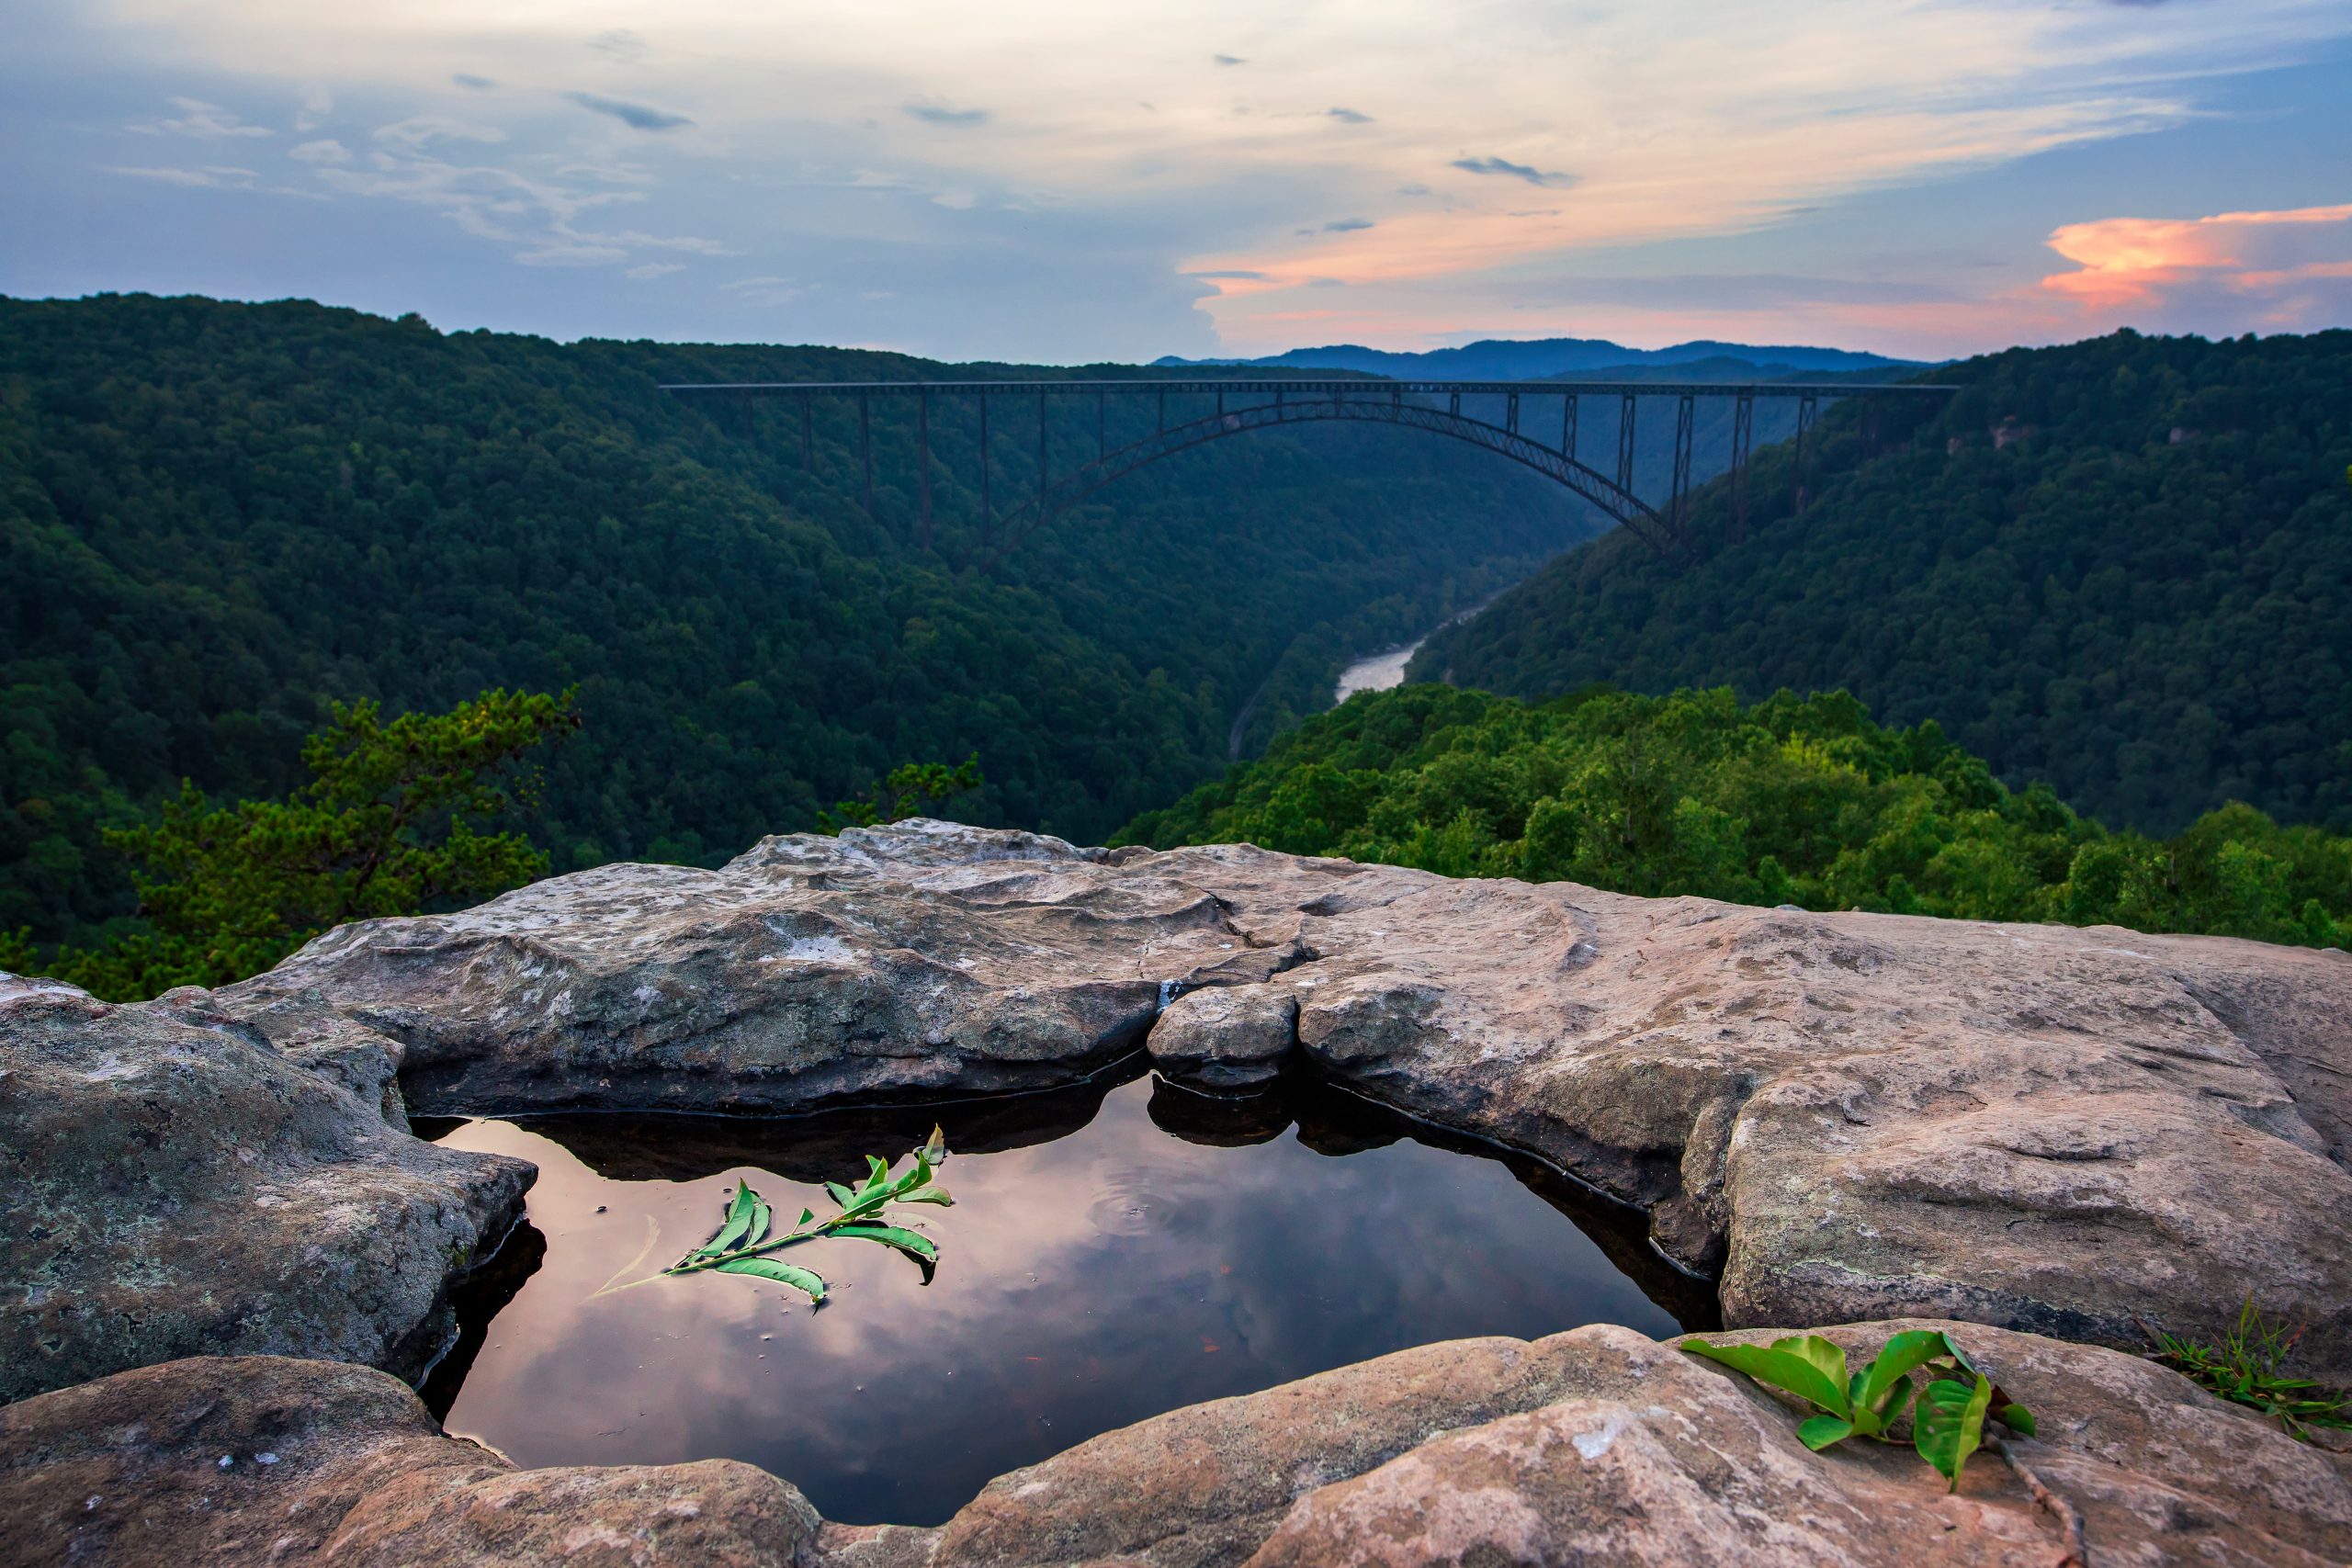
[0,1355,814,1566]
[6,1325,2345,1567]
[0,977,533,1404]
[220,821,2352,1374]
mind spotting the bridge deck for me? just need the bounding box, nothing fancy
[660,378,1951,399]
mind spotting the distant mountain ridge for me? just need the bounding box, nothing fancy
[1155,336,1919,379]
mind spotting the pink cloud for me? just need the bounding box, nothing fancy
[2040,203,2352,314]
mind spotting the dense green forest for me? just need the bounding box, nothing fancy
[1415,330,2352,837]
[2,293,1601,951]
[1119,683,2352,949]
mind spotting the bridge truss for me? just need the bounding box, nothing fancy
[662,376,1951,570]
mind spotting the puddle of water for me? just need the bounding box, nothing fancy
[422,1069,1709,1528]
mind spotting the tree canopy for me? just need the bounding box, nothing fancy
[1119,682,2351,950]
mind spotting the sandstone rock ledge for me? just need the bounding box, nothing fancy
[0,976,533,1405]
[5,1324,2346,1567]
[219,820,2352,1379]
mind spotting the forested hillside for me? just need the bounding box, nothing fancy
[1,293,1597,948]
[1119,683,2352,950]
[1416,330,2352,835]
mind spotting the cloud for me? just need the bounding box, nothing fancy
[1212,53,1247,65]
[374,117,505,148]
[1186,269,1269,280]
[723,274,808,306]
[112,162,326,201]
[515,243,628,266]
[1325,107,1374,124]
[288,139,351,164]
[2040,203,2352,314]
[1322,218,1375,232]
[295,85,331,133]
[565,92,694,131]
[452,73,497,91]
[587,28,649,62]
[1449,155,1575,188]
[904,98,989,128]
[112,164,259,188]
[130,97,270,140]
[626,262,685,278]
[308,130,725,270]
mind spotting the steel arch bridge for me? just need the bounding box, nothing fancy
[662,376,1952,570]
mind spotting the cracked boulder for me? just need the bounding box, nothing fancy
[0,976,533,1404]
[215,820,2352,1375]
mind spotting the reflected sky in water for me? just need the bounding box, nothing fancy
[428,1072,1693,1527]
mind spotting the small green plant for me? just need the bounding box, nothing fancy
[819,755,984,832]
[1680,1329,2034,1491]
[660,1125,956,1304]
[2142,1299,2352,1442]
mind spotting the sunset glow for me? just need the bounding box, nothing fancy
[4,1,2348,357]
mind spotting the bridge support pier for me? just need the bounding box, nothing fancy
[1729,390,1754,543]
[1615,392,1637,493]
[860,392,874,517]
[1793,392,1818,512]
[1668,393,1695,544]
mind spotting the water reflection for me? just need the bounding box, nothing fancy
[427,1070,1713,1528]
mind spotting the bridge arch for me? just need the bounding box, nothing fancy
[969,392,1677,570]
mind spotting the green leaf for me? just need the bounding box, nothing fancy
[898,1187,955,1206]
[1773,1335,1850,1402]
[1680,1338,1853,1418]
[747,1195,773,1250]
[824,1181,855,1212]
[921,1124,947,1167]
[1796,1414,1857,1450]
[1995,1403,2036,1437]
[1845,1372,1912,1438]
[832,1223,938,1260]
[1852,1329,1958,1422]
[699,1182,762,1258]
[863,1155,889,1190]
[1915,1375,1994,1491]
[715,1255,828,1302]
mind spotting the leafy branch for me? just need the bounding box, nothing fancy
[660,1125,955,1304]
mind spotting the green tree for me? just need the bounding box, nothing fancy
[6,689,577,999]
[819,755,985,831]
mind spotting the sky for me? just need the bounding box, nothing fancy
[3,0,2349,364]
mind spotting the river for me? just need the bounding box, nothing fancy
[1333,640,1423,702]
[1333,594,1498,704]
